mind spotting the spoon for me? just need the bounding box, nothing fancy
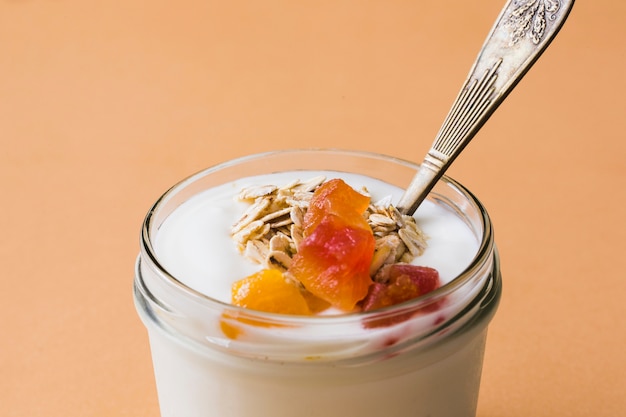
[396,0,575,215]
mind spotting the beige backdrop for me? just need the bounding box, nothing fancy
[1,1,624,416]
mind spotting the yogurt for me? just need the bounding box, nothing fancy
[134,149,501,417]
[154,171,478,305]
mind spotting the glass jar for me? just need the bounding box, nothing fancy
[134,149,502,417]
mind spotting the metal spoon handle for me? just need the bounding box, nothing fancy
[397,0,575,215]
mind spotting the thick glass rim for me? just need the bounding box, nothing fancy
[139,148,494,324]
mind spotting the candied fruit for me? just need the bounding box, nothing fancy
[231,269,311,315]
[288,179,375,310]
[303,178,371,236]
[361,264,441,312]
[289,215,375,310]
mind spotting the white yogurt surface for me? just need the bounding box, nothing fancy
[154,171,479,306]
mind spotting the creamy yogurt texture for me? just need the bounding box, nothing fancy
[155,171,479,309]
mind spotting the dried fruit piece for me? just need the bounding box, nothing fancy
[222,268,331,339]
[231,269,311,315]
[290,216,375,310]
[303,178,371,235]
[289,179,375,311]
[361,264,441,312]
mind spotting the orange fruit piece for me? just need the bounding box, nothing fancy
[231,269,312,315]
[303,178,371,236]
[289,179,375,311]
[222,269,316,339]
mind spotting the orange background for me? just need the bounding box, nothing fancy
[1,1,624,416]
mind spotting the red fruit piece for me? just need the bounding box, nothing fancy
[288,179,375,311]
[383,264,440,294]
[361,264,441,313]
[289,215,375,311]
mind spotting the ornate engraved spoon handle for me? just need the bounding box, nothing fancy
[397,0,575,215]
